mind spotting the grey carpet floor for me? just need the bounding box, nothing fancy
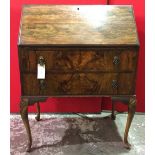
[10,112,145,155]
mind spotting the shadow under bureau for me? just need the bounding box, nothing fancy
[18,5,139,152]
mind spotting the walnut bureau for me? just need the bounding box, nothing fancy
[18,5,139,152]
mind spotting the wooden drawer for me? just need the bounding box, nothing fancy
[21,73,136,96]
[19,48,138,73]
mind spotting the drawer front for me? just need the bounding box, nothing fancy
[19,48,138,73]
[21,73,135,96]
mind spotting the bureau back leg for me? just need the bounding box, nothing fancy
[20,98,32,152]
[35,102,40,121]
[124,96,136,149]
[111,101,116,120]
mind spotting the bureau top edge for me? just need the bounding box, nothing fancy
[17,43,139,48]
[18,5,139,46]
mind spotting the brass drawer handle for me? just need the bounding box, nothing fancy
[39,79,46,90]
[113,56,120,65]
[112,80,118,89]
[38,56,45,66]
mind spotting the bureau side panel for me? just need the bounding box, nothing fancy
[18,46,24,96]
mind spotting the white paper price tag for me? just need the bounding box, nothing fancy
[37,64,45,79]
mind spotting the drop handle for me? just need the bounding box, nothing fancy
[38,56,45,66]
[113,56,120,65]
[39,79,46,90]
[112,80,118,89]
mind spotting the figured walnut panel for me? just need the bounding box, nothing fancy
[117,73,136,94]
[19,48,138,73]
[18,5,139,45]
[22,74,39,96]
[21,73,135,96]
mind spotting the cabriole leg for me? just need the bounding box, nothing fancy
[20,98,32,152]
[124,96,136,149]
[35,102,40,121]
